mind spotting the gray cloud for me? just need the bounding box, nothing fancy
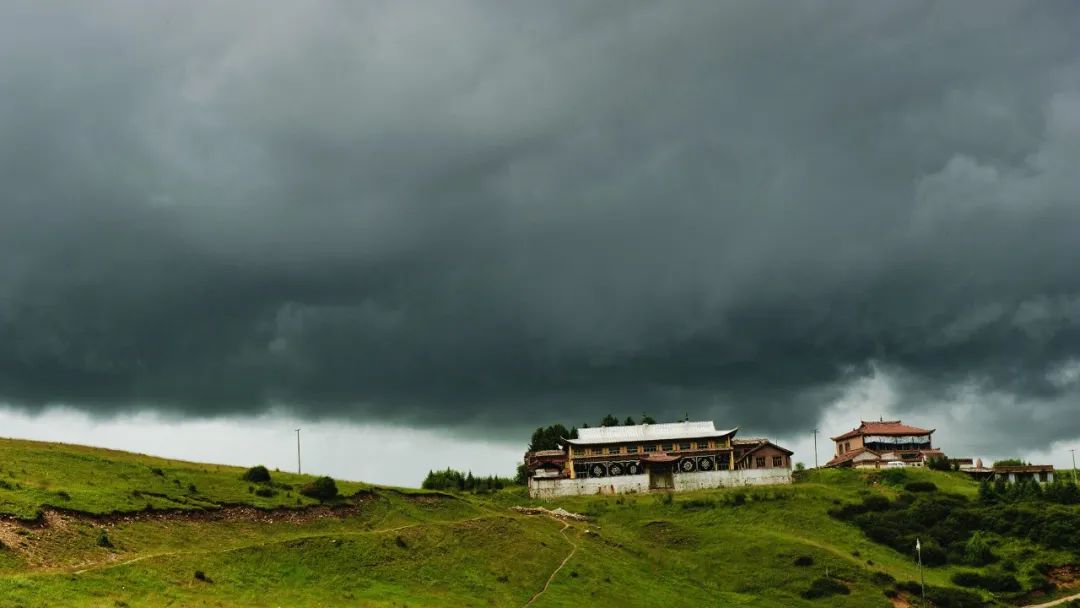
[2,1,1080,446]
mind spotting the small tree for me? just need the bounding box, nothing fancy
[624,416,636,426]
[926,457,951,471]
[241,465,272,483]
[300,476,338,501]
[964,531,994,566]
[640,414,657,424]
[600,414,619,427]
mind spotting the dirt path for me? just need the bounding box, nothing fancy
[1024,591,1080,608]
[523,518,578,608]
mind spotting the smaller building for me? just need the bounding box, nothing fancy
[963,462,1055,484]
[826,420,943,468]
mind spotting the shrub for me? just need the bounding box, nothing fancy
[927,457,952,471]
[149,467,165,477]
[794,555,814,567]
[732,492,746,506]
[904,481,938,493]
[801,577,849,599]
[241,466,272,483]
[187,483,198,493]
[300,476,338,501]
[395,535,408,548]
[870,572,895,586]
[194,570,212,583]
[55,490,71,501]
[254,487,277,498]
[96,530,113,548]
[963,531,994,566]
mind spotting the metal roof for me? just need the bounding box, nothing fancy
[564,421,737,445]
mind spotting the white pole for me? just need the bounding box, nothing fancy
[296,428,302,475]
[1071,449,1077,484]
[917,537,925,606]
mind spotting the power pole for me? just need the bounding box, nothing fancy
[812,428,819,469]
[917,538,925,606]
[1071,449,1077,484]
[295,428,302,475]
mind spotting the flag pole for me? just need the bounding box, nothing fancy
[917,537,925,606]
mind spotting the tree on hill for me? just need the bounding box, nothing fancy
[993,458,1028,467]
[600,414,620,427]
[640,414,657,424]
[241,465,271,483]
[529,424,572,451]
[624,416,636,426]
[299,476,338,501]
[422,468,517,492]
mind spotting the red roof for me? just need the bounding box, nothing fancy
[825,447,876,467]
[831,420,934,441]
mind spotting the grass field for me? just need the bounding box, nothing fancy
[0,436,1074,607]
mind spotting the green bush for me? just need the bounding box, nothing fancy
[794,555,814,567]
[241,466,272,483]
[801,577,849,599]
[300,476,338,501]
[96,530,113,548]
[963,531,994,566]
[951,570,1020,592]
[254,487,277,498]
[904,481,937,492]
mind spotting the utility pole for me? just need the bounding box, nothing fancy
[295,428,302,475]
[917,537,926,606]
[1071,449,1077,484]
[812,428,819,469]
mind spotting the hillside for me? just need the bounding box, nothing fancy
[1,437,1078,607]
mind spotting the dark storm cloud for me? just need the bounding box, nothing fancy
[2,1,1080,441]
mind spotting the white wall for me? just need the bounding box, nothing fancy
[528,467,791,499]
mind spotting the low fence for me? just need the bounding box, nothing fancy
[528,467,791,499]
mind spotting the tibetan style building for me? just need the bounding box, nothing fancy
[525,421,792,499]
[826,419,944,468]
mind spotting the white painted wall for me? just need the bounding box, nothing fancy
[528,467,791,499]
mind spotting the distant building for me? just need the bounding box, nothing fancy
[826,420,944,469]
[525,421,792,499]
[962,461,1055,484]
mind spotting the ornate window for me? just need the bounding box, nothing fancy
[678,442,692,451]
[607,446,621,455]
[772,456,783,467]
[627,445,638,454]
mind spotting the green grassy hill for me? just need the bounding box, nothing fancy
[0,437,1075,607]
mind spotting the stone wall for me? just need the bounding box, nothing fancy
[528,467,792,499]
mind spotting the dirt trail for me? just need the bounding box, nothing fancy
[1024,591,1080,608]
[523,518,578,608]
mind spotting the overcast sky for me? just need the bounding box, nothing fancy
[2,2,1080,484]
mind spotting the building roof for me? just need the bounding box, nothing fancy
[564,421,737,446]
[991,464,1054,473]
[825,447,876,467]
[733,438,794,456]
[831,420,935,442]
[530,449,566,458]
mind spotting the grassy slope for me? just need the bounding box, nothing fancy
[0,438,370,519]
[0,437,1070,607]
